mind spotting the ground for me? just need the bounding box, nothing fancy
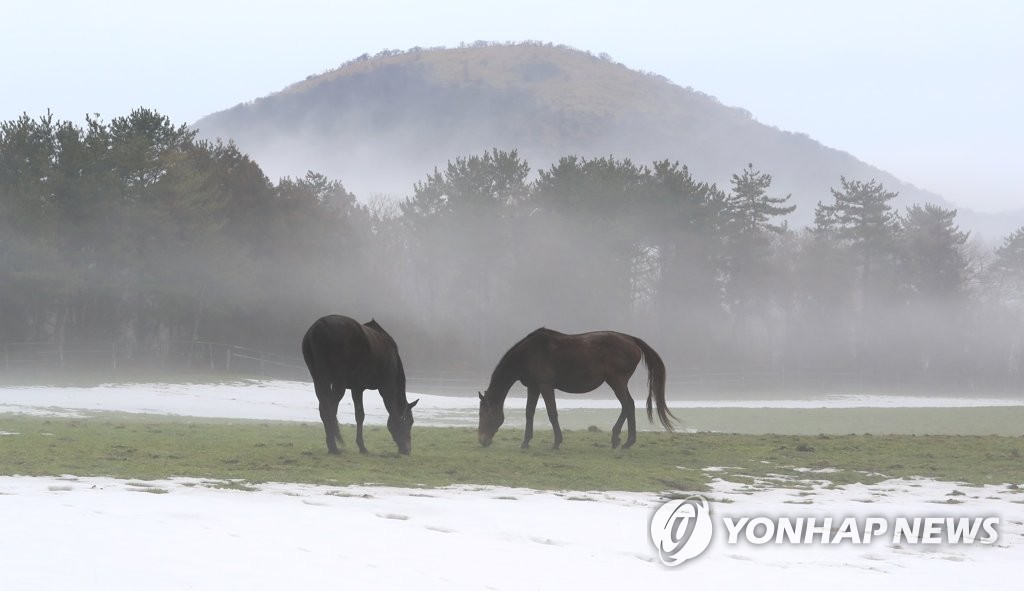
[1,380,1021,589]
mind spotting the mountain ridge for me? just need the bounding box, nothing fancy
[193,42,1017,237]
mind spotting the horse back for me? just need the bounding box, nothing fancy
[302,315,372,379]
[520,329,643,389]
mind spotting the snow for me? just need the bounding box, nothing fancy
[1,381,1021,589]
[1,379,1019,426]
[1,474,1019,590]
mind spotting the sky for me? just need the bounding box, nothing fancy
[4,0,1021,213]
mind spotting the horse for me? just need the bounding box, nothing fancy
[477,327,676,449]
[301,315,418,455]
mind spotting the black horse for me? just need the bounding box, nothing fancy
[478,328,676,449]
[301,315,418,455]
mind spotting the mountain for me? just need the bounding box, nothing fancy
[192,42,1017,235]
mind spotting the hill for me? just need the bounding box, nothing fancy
[192,42,1013,234]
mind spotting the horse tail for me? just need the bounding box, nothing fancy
[633,336,676,432]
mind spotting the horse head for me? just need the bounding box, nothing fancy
[387,398,419,455]
[477,391,505,447]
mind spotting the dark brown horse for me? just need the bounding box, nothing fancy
[301,315,418,455]
[478,328,676,449]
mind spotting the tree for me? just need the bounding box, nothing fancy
[819,177,900,286]
[812,177,901,370]
[893,204,971,373]
[646,160,729,365]
[399,149,530,365]
[0,113,82,342]
[108,108,196,192]
[819,177,901,304]
[529,156,652,328]
[899,203,969,300]
[401,148,529,219]
[791,205,859,368]
[985,227,1024,380]
[720,164,796,364]
[724,163,795,236]
[993,227,1024,282]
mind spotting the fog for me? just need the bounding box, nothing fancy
[2,108,1024,393]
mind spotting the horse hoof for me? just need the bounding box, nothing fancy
[328,449,340,455]
[521,442,530,449]
[611,438,620,449]
[359,448,369,454]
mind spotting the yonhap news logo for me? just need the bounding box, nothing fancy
[649,496,1000,567]
[649,496,714,566]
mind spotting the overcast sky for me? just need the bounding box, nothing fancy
[4,0,1021,212]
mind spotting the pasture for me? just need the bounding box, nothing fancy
[2,411,1023,492]
[3,382,1023,590]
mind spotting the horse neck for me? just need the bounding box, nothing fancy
[380,391,403,413]
[484,355,519,406]
[381,355,408,415]
[381,389,407,415]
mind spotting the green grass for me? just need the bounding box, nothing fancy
[2,414,1023,493]
[566,407,1024,436]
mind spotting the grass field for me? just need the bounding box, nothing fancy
[566,406,1024,436]
[2,413,1022,493]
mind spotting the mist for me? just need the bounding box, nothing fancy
[191,43,1024,242]
[2,108,1024,394]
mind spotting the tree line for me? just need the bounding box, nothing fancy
[2,109,1023,388]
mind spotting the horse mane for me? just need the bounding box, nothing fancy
[487,327,552,395]
[496,327,547,366]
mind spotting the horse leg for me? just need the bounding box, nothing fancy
[610,381,637,449]
[316,380,342,454]
[540,388,563,449]
[352,388,368,454]
[611,408,628,449]
[522,387,540,449]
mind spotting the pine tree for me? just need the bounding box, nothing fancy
[721,164,796,364]
[899,203,969,299]
[818,177,901,303]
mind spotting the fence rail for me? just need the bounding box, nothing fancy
[0,340,1010,394]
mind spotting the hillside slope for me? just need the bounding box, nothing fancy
[194,43,1007,232]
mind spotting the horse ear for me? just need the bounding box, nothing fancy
[408,399,419,409]
[478,392,484,401]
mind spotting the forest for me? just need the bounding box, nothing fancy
[2,109,1023,388]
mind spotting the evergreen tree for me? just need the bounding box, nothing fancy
[529,156,652,328]
[819,177,901,285]
[814,177,901,371]
[399,149,530,364]
[899,203,970,299]
[721,164,796,365]
[896,204,971,374]
[647,160,729,365]
[993,227,1024,280]
[724,163,795,235]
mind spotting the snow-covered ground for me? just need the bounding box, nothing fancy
[1,379,1021,426]
[1,381,1021,589]
[1,475,1019,590]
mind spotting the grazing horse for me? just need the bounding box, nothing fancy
[301,315,418,455]
[478,328,676,449]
